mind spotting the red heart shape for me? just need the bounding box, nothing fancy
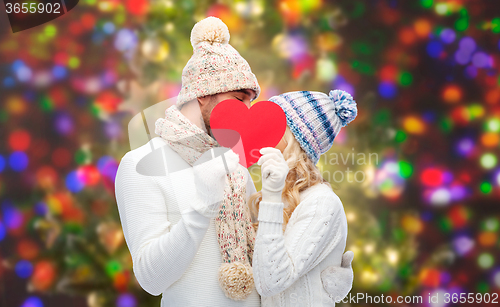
[210,99,287,168]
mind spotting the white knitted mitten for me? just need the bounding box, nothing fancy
[320,251,354,302]
[258,147,289,203]
[192,148,239,218]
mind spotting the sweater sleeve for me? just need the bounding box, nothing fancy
[114,153,211,296]
[252,193,344,297]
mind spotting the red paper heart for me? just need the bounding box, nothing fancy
[210,99,287,168]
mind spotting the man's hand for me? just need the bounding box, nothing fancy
[192,148,239,218]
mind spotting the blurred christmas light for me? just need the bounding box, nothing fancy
[420,0,433,9]
[453,235,474,256]
[464,65,477,78]
[442,85,462,103]
[419,268,441,287]
[0,220,5,241]
[105,260,123,277]
[398,161,413,178]
[421,168,443,187]
[15,260,34,278]
[117,293,137,307]
[429,188,451,206]
[478,253,494,269]
[386,249,399,265]
[480,153,497,169]
[485,118,500,132]
[378,82,397,99]
[114,28,138,52]
[478,231,496,247]
[414,19,431,38]
[0,154,5,173]
[103,22,116,34]
[492,270,500,289]
[435,3,450,15]
[440,28,456,43]
[449,185,467,201]
[427,40,443,58]
[448,205,470,228]
[316,57,337,82]
[403,116,425,134]
[402,215,423,234]
[78,165,100,186]
[479,182,492,194]
[472,52,491,68]
[480,132,499,147]
[17,239,40,260]
[66,170,85,193]
[141,37,169,63]
[9,151,28,172]
[9,130,31,151]
[30,261,56,291]
[21,296,43,307]
[398,71,413,86]
[459,36,476,53]
[483,218,500,231]
[54,112,74,135]
[455,138,474,156]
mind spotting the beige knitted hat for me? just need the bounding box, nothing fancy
[177,17,261,105]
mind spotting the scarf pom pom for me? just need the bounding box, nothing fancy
[218,262,254,301]
[329,89,357,127]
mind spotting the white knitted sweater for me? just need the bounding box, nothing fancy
[253,183,348,307]
[114,137,261,307]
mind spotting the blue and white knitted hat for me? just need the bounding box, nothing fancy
[269,89,357,164]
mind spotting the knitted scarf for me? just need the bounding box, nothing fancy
[155,105,256,300]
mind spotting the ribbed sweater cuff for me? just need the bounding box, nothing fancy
[258,201,284,224]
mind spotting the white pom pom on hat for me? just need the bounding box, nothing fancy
[190,16,230,48]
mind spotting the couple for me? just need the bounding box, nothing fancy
[115,17,356,306]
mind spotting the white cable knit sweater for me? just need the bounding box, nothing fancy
[114,137,261,307]
[253,183,348,307]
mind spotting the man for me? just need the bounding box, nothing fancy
[115,17,353,307]
[115,16,262,306]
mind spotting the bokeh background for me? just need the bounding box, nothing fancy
[1,0,500,306]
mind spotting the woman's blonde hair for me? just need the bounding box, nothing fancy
[249,126,330,232]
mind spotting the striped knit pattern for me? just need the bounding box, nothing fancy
[269,89,357,164]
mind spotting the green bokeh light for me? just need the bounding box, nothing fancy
[455,18,469,32]
[399,71,413,86]
[105,260,122,277]
[44,25,57,38]
[399,161,413,178]
[492,18,500,33]
[480,182,492,194]
[420,0,433,9]
[395,130,407,143]
[39,96,54,112]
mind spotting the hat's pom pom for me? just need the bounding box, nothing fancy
[329,89,357,127]
[218,262,254,301]
[190,16,230,48]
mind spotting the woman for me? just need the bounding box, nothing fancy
[250,89,357,306]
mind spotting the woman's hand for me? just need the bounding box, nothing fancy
[320,251,354,302]
[258,147,289,203]
[192,148,239,217]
